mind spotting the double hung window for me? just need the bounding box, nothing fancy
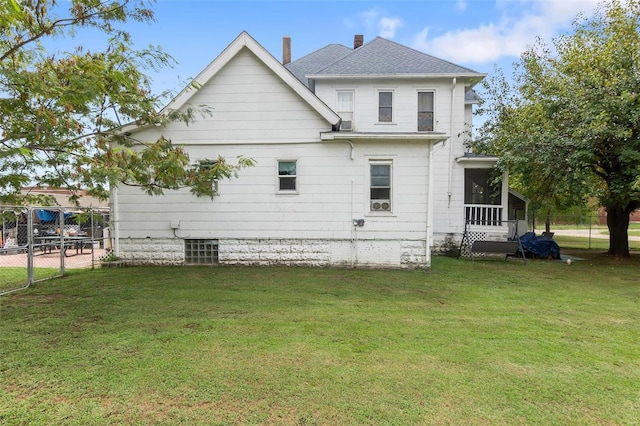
[337,91,354,131]
[378,91,393,123]
[369,161,392,212]
[278,160,297,192]
[418,91,434,131]
[198,159,219,194]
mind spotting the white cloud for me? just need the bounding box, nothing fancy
[379,17,403,38]
[361,8,382,31]
[414,0,601,65]
[359,8,403,39]
[456,0,468,12]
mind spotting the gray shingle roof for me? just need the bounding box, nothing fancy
[465,90,482,103]
[285,44,352,87]
[313,37,482,76]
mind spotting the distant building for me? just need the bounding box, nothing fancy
[20,187,108,209]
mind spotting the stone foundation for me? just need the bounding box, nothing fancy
[118,237,431,269]
[219,239,331,266]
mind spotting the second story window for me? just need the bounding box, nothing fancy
[336,91,354,131]
[418,91,434,131]
[378,91,393,122]
[278,160,297,192]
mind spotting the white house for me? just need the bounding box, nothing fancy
[112,31,523,268]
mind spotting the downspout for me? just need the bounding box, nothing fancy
[345,141,354,266]
[110,185,120,258]
[448,77,457,207]
[351,179,356,267]
[344,140,354,160]
[428,140,446,268]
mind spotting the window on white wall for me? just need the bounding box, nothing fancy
[278,160,297,192]
[198,159,219,194]
[378,91,393,122]
[418,91,434,131]
[337,90,354,131]
[370,161,392,212]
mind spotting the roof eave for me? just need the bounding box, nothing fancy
[456,154,499,165]
[308,73,487,80]
[321,131,449,142]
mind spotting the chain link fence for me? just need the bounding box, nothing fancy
[529,213,640,250]
[1,206,110,295]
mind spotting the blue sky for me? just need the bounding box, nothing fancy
[52,0,602,95]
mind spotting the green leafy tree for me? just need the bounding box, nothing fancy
[472,0,640,258]
[1,0,253,206]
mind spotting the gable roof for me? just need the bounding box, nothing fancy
[153,31,340,128]
[300,37,484,80]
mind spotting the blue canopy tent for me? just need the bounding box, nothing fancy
[35,209,72,223]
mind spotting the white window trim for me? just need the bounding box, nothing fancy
[416,89,436,132]
[365,157,396,216]
[197,159,220,195]
[336,90,355,129]
[276,159,299,195]
[377,89,395,124]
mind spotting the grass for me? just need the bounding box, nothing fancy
[1,256,639,425]
[583,223,640,237]
[0,267,62,294]
[540,222,640,235]
[554,234,640,251]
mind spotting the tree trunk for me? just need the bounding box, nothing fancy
[545,209,552,234]
[605,205,631,258]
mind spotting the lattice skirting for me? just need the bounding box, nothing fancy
[460,231,487,257]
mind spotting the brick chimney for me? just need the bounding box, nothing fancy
[354,34,364,49]
[283,36,291,65]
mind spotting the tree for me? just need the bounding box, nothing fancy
[472,0,640,258]
[0,0,252,206]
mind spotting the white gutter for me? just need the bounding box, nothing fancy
[307,73,487,80]
[322,132,448,141]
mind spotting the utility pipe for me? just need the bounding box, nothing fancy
[111,185,120,258]
[448,77,457,207]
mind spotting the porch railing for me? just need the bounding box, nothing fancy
[465,204,504,226]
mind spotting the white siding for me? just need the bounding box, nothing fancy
[116,139,431,268]
[134,48,330,144]
[117,142,430,241]
[315,78,473,241]
[117,46,434,268]
[115,41,491,267]
[314,77,459,134]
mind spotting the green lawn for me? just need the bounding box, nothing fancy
[554,234,640,251]
[0,267,62,294]
[540,222,640,236]
[1,257,639,425]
